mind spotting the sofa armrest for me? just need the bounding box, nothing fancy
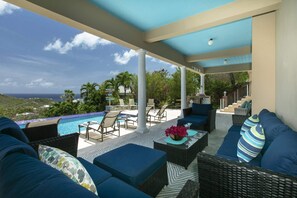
[232,115,249,126]
[197,152,297,198]
[183,108,192,117]
[206,109,216,132]
[28,133,79,157]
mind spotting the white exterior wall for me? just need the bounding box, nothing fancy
[275,0,297,131]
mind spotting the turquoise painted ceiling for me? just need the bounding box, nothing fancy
[198,54,252,68]
[90,0,252,68]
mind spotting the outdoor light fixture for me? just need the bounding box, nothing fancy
[208,38,213,46]
[224,58,228,64]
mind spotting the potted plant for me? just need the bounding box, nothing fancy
[165,126,187,140]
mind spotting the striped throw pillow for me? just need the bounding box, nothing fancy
[240,114,259,136]
[237,124,265,162]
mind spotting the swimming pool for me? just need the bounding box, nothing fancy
[18,112,108,136]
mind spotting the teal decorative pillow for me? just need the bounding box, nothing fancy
[38,145,97,195]
[237,124,265,162]
[240,114,259,135]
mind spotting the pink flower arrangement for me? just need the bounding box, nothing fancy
[165,126,188,138]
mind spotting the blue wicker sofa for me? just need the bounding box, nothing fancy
[0,117,152,198]
[197,109,297,197]
[177,103,216,132]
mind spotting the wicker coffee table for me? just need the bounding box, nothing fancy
[154,130,208,169]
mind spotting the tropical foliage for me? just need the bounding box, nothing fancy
[1,69,248,120]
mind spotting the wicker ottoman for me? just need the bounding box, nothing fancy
[93,143,168,197]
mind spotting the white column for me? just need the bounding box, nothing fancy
[200,74,205,95]
[181,66,187,117]
[136,49,148,133]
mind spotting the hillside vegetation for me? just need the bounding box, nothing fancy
[0,94,54,121]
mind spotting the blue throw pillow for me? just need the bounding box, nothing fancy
[237,124,265,162]
[192,103,212,116]
[240,114,259,135]
[261,130,297,176]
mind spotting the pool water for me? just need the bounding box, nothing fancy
[18,112,125,136]
[58,115,104,135]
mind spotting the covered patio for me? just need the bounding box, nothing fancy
[3,0,297,197]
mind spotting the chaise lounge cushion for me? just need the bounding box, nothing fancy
[192,103,212,116]
[78,157,112,186]
[259,109,290,154]
[261,130,297,176]
[93,143,166,186]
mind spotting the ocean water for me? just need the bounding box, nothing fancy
[6,93,80,102]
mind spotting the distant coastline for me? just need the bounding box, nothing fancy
[5,93,80,102]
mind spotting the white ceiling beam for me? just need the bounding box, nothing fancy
[145,0,281,43]
[186,46,251,62]
[5,0,202,71]
[204,63,251,74]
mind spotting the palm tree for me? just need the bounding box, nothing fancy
[106,78,119,95]
[115,71,134,99]
[80,82,99,103]
[60,89,75,103]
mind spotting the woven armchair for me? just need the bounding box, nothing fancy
[197,152,297,198]
[28,133,79,157]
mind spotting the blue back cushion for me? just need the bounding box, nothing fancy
[0,152,98,198]
[0,134,37,161]
[261,130,297,176]
[258,109,290,154]
[0,117,29,143]
[192,103,212,116]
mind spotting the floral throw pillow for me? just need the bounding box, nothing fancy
[38,145,97,195]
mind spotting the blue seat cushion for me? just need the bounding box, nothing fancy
[93,143,166,186]
[177,115,208,128]
[192,103,212,116]
[216,126,261,167]
[259,109,290,154]
[77,157,112,186]
[0,152,97,198]
[97,177,152,198]
[261,130,297,176]
[0,117,29,143]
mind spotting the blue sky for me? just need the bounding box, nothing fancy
[0,1,176,94]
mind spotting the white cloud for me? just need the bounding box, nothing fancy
[113,49,177,69]
[109,70,120,76]
[0,78,18,86]
[26,78,54,88]
[0,0,20,15]
[44,32,113,54]
[147,55,177,69]
[113,49,137,65]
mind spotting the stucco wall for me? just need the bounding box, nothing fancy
[252,12,276,114]
[275,0,297,131]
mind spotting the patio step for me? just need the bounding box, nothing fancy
[220,96,252,113]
